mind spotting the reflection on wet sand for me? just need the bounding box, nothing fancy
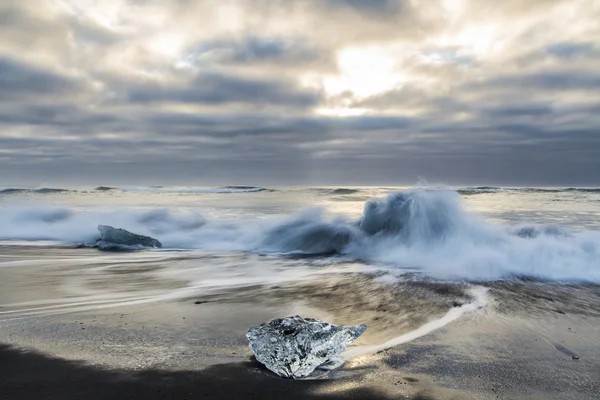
[1,244,600,399]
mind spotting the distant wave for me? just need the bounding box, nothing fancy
[457,187,502,195]
[563,188,600,193]
[329,188,362,195]
[2,186,272,195]
[458,187,600,195]
[3,186,597,196]
[0,187,71,194]
[0,188,26,194]
[120,186,271,194]
[222,186,269,191]
[1,188,599,283]
[308,188,363,195]
[32,188,71,194]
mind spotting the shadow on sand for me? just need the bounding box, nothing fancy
[0,343,435,400]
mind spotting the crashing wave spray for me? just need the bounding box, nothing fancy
[358,189,485,241]
[355,189,600,282]
[1,188,599,282]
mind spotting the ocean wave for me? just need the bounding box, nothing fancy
[307,188,363,195]
[0,188,26,194]
[458,187,600,195]
[0,188,599,283]
[32,188,71,193]
[563,188,600,193]
[328,188,362,195]
[120,186,271,194]
[0,187,71,194]
[1,186,272,195]
[457,187,502,195]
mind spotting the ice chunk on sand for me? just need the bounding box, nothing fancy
[246,315,366,379]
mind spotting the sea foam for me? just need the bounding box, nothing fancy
[0,188,599,283]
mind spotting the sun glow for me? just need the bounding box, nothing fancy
[455,25,496,55]
[324,47,404,99]
[148,33,187,58]
[315,107,370,117]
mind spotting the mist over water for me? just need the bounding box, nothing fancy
[0,186,599,283]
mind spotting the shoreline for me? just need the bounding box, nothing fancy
[1,245,600,399]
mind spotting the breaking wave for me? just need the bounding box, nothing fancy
[0,187,71,194]
[0,188,24,194]
[458,186,600,195]
[0,189,599,283]
[1,186,272,195]
[307,188,363,195]
[120,186,271,194]
[2,186,598,196]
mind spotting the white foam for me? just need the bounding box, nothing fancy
[121,186,267,194]
[0,188,599,282]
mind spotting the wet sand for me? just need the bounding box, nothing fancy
[2,301,598,399]
[1,245,600,399]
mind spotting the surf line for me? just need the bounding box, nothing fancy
[342,286,488,360]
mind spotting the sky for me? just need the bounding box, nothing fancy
[1,0,599,186]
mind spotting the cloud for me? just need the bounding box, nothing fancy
[545,42,597,59]
[198,36,329,67]
[480,71,600,91]
[0,57,89,103]
[324,0,399,14]
[0,0,599,185]
[127,71,322,107]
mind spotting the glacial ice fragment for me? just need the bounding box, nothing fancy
[95,225,162,250]
[246,315,366,379]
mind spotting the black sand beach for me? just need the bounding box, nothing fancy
[2,245,599,400]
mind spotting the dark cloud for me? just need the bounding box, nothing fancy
[325,0,399,14]
[488,72,600,91]
[545,42,597,59]
[0,57,83,100]
[196,37,328,67]
[0,104,122,133]
[479,104,555,118]
[127,71,322,107]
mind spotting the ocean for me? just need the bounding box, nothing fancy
[1,185,599,282]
